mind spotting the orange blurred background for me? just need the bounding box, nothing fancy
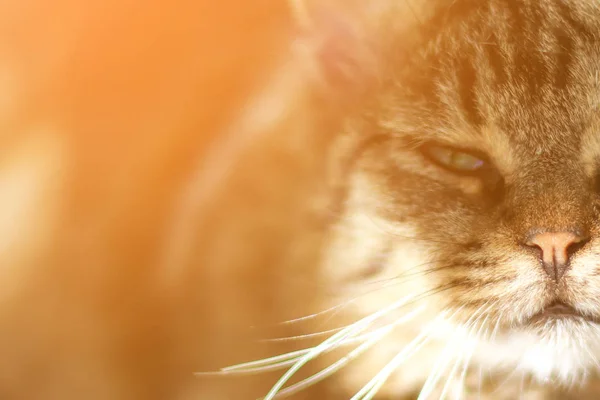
[0,1,293,398]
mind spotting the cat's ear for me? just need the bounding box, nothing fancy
[288,0,430,104]
[288,0,380,102]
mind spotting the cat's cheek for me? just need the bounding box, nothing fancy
[317,181,441,388]
[560,248,600,315]
[318,171,441,314]
[317,206,454,397]
[320,210,436,295]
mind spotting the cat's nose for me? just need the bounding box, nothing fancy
[524,231,589,281]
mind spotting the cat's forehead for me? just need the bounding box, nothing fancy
[384,0,600,164]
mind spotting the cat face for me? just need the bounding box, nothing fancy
[319,0,600,395]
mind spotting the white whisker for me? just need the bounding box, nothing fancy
[477,365,483,400]
[518,371,526,400]
[416,331,457,400]
[272,306,425,398]
[275,302,352,326]
[453,311,493,400]
[274,277,424,329]
[274,328,390,398]
[438,310,489,400]
[491,365,520,395]
[221,349,309,372]
[263,293,419,400]
[195,349,310,377]
[259,327,346,343]
[202,304,424,377]
[439,346,465,400]
[490,309,505,343]
[350,310,448,400]
[418,302,491,400]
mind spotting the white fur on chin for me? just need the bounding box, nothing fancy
[477,319,600,387]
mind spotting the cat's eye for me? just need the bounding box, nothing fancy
[421,144,485,174]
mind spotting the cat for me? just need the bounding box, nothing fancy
[198,0,600,399]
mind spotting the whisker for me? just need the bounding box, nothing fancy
[438,345,465,400]
[206,283,459,379]
[583,341,600,371]
[362,257,448,286]
[204,308,424,377]
[365,214,471,246]
[205,284,466,398]
[338,281,466,315]
[196,359,300,377]
[274,332,388,398]
[417,327,457,399]
[205,321,407,377]
[317,280,464,332]
[196,349,311,376]
[263,293,420,400]
[437,308,490,400]
[272,305,426,398]
[453,310,494,400]
[323,204,472,248]
[518,372,526,400]
[350,310,449,400]
[269,262,445,328]
[489,309,505,343]
[477,365,484,400]
[356,335,432,400]
[365,260,472,288]
[418,302,492,400]
[259,327,346,343]
[490,365,520,396]
[272,302,351,326]
[274,254,476,333]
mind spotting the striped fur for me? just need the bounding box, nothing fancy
[315,0,600,398]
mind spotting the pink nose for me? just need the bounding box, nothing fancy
[525,232,588,281]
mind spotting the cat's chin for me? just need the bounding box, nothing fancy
[478,316,600,387]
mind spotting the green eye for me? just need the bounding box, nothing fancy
[422,144,485,173]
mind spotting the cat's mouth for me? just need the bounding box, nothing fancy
[526,301,600,325]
